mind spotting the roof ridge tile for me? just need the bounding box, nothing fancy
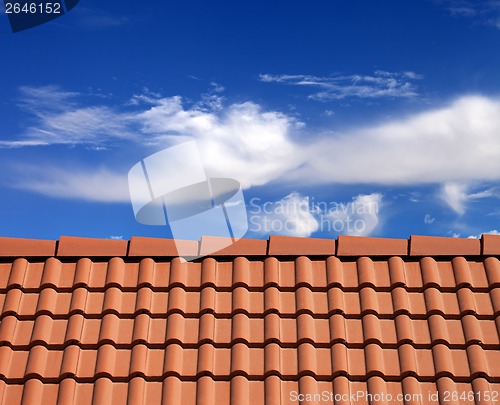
[200,236,267,257]
[337,235,408,256]
[0,237,56,257]
[410,235,481,256]
[128,236,180,257]
[57,236,128,258]
[481,234,500,255]
[268,235,335,256]
[2,234,500,258]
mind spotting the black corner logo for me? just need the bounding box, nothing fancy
[3,0,80,33]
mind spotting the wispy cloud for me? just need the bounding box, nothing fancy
[467,230,500,239]
[0,86,136,148]
[436,0,500,29]
[195,82,225,112]
[11,165,130,203]
[439,183,500,215]
[6,87,500,209]
[259,71,422,100]
[424,214,436,224]
[73,6,130,29]
[18,85,80,111]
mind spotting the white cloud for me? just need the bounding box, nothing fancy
[131,97,303,188]
[249,192,382,237]
[467,230,500,239]
[436,0,500,28]
[249,193,319,237]
[289,96,500,186]
[259,71,422,100]
[0,140,50,148]
[439,183,500,214]
[12,166,130,203]
[3,86,136,148]
[5,88,303,189]
[7,88,500,210]
[325,193,382,236]
[424,214,436,224]
[440,183,469,215]
[19,85,80,111]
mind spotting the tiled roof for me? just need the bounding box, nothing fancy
[0,234,499,404]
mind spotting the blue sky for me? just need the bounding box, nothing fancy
[2,0,500,241]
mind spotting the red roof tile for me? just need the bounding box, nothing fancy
[482,233,500,255]
[57,236,128,257]
[337,235,408,256]
[409,235,481,256]
[0,237,56,257]
[0,235,500,404]
[128,236,182,256]
[268,235,335,255]
[199,236,267,256]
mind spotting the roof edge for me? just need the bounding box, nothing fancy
[0,234,499,258]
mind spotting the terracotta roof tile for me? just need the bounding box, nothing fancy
[268,235,335,255]
[482,233,500,255]
[0,237,56,257]
[410,235,481,256]
[130,236,200,257]
[57,236,128,257]
[1,235,500,404]
[337,235,408,256]
[200,236,267,256]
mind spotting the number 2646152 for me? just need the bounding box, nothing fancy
[5,3,62,14]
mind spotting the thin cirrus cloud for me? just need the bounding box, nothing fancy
[439,183,500,215]
[259,71,423,100]
[72,6,131,29]
[5,86,500,217]
[11,165,131,203]
[424,214,436,224]
[0,86,136,148]
[435,0,500,28]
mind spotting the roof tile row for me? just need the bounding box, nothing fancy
[2,286,499,318]
[2,234,500,257]
[1,256,499,291]
[1,313,498,348]
[1,343,500,381]
[1,377,499,405]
